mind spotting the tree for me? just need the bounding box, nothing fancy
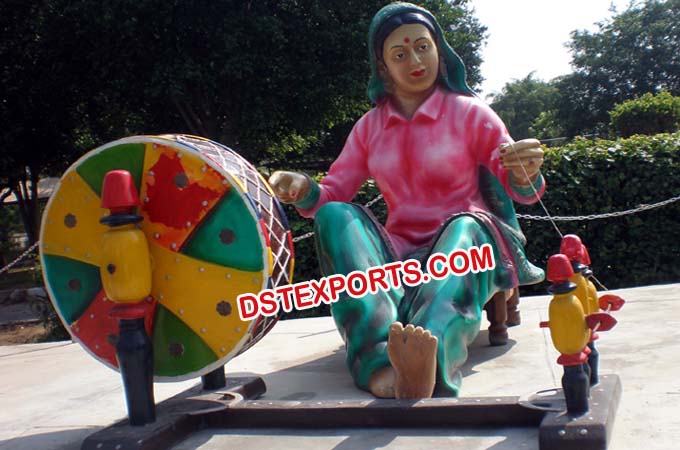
[65,0,487,162]
[609,91,680,137]
[529,109,565,141]
[0,1,94,244]
[1,0,487,242]
[557,0,680,136]
[488,72,559,139]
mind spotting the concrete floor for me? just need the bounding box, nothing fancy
[0,283,678,450]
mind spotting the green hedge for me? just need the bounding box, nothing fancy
[283,132,680,316]
[609,92,680,138]
[517,132,680,295]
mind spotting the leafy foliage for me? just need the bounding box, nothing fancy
[555,0,680,136]
[0,1,88,242]
[530,109,565,142]
[487,0,680,141]
[488,72,560,140]
[0,205,25,266]
[1,0,486,244]
[516,132,680,295]
[609,91,680,137]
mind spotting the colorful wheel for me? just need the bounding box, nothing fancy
[40,135,294,381]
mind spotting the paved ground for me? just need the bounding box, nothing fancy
[0,283,678,450]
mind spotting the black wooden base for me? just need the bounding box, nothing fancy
[82,374,620,450]
[81,376,266,450]
[539,374,621,450]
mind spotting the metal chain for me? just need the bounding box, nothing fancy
[2,193,677,264]
[292,231,315,243]
[364,193,384,208]
[516,194,680,221]
[292,194,384,243]
[292,193,679,242]
[0,241,39,275]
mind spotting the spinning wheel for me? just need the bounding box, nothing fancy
[40,135,294,381]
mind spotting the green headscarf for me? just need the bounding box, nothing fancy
[367,2,475,103]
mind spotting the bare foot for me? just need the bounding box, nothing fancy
[387,322,438,399]
[368,366,396,398]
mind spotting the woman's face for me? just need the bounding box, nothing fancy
[381,23,439,97]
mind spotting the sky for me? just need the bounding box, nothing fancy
[471,0,634,101]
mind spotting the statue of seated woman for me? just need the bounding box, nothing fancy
[270,2,545,399]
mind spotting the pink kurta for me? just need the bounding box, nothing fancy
[298,88,545,258]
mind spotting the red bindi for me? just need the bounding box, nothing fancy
[404,37,410,43]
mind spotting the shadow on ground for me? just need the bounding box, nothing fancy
[0,427,100,450]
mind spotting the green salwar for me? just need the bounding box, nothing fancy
[314,202,511,396]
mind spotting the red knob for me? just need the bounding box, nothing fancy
[581,244,591,266]
[547,254,574,284]
[101,170,140,213]
[560,234,584,263]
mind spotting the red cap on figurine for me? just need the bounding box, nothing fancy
[101,170,140,214]
[581,244,591,266]
[547,254,575,284]
[560,234,584,263]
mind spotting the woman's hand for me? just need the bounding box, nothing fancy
[499,139,544,186]
[268,171,311,204]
